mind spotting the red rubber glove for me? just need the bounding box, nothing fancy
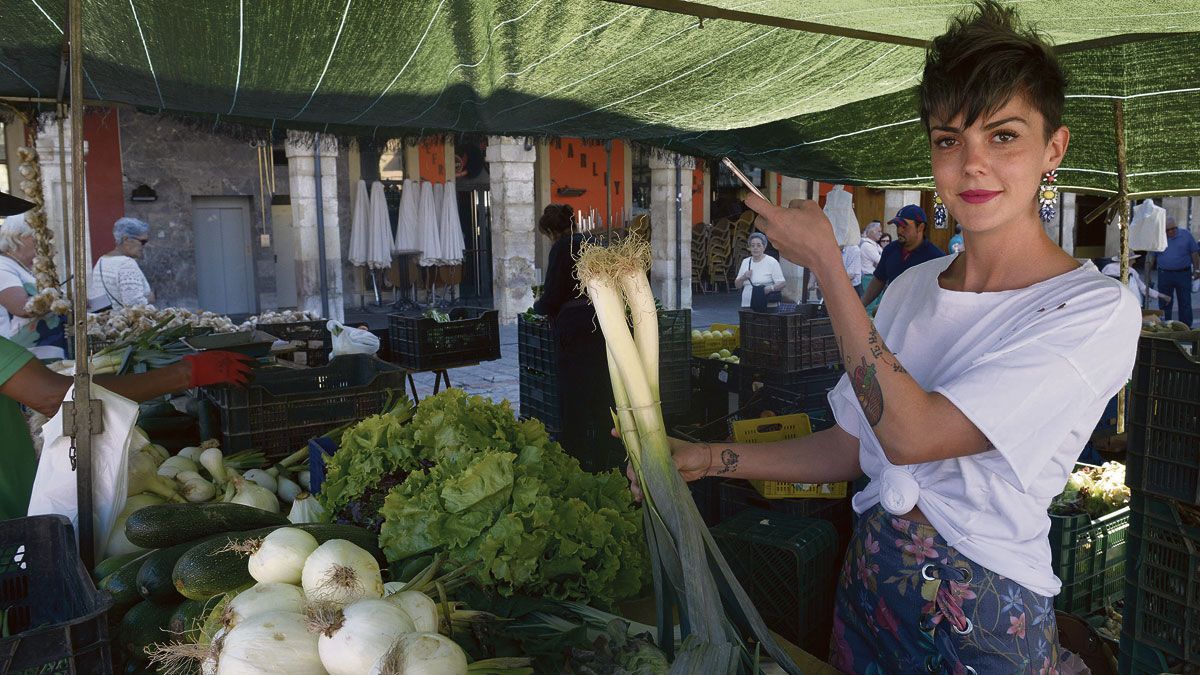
[182,351,253,387]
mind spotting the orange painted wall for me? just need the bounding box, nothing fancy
[547,138,624,227]
[418,138,447,183]
[692,161,705,225]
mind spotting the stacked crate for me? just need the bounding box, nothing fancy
[1119,330,1200,672]
[728,211,756,281]
[692,223,709,292]
[707,218,733,290]
[738,305,842,422]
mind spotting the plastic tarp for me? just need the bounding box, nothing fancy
[0,1,1196,194]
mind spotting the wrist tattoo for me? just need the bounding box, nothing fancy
[717,448,739,475]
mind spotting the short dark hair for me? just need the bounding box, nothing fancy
[537,203,574,238]
[919,1,1066,141]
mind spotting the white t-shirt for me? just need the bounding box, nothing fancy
[1100,262,1161,306]
[828,254,1141,597]
[0,255,35,341]
[738,255,785,307]
[91,255,151,309]
[841,245,862,287]
[859,238,882,275]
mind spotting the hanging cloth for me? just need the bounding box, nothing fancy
[823,185,861,246]
[1129,198,1168,252]
[347,179,370,267]
[393,178,421,253]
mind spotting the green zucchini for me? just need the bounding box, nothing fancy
[173,523,382,600]
[99,552,155,617]
[125,502,289,549]
[137,539,215,602]
[397,555,434,583]
[117,599,181,659]
[94,551,146,581]
[168,596,223,643]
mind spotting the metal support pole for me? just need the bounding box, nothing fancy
[605,140,613,239]
[313,133,331,319]
[1114,100,1130,436]
[801,180,815,304]
[67,0,101,568]
[674,157,682,310]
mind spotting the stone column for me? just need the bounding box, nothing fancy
[35,123,90,281]
[285,131,344,322]
[486,136,538,324]
[649,153,694,310]
[778,176,812,302]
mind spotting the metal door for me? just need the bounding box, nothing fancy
[271,204,298,308]
[192,196,256,314]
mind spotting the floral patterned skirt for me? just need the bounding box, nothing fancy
[830,505,1060,674]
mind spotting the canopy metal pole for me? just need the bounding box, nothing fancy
[67,0,101,569]
[1114,100,1131,436]
[57,110,71,275]
[313,132,331,318]
[674,156,682,310]
[605,140,613,239]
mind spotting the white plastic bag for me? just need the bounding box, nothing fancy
[328,320,380,357]
[26,383,140,559]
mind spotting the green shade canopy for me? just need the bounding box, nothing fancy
[0,0,1196,195]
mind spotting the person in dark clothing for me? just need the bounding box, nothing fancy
[532,204,620,471]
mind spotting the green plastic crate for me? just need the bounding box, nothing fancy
[1125,493,1200,664]
[1118,630,1176,675]
[710,508,839,657]
[1048,505,1130,614]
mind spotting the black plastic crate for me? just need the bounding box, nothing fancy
[1049,505,1130,615]
[0,516,113,675]
[740,366,842,413]
[675,386,818,444]
[660,358,691,420]
[711,509,839,657]
[1124,492,1200,663]
[739,307,840,373]
[658,309,692,365]
[517,314,556,375]
[719,479,852,550]
[388,307,501,371]
[690,477,722,527]
[1117,630,1177,675]
[199,355,407,460]
[258,320,332,367]
[519,367,564,433]
[1128,331,1200,505]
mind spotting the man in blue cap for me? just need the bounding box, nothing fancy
[860,204,945,309]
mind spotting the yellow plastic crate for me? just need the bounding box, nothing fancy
[710,322,740,349]
[731,414,849,499]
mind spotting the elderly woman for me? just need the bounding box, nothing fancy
[0,213,65,359]
[92,217,155,310]
[734,232,786,309]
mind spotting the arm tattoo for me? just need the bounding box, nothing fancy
[867,325,907,374]
[716,448,740,475]
[851,357,885,426]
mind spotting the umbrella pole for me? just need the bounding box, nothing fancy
[67,0,102,568]
[371,268,382,305]
[1114,100,1131,436]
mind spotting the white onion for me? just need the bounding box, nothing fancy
[384,590,438,633]
[369,633,468,675]
[301,539,383,604]
[288,493,326,525]
[231,476,280,513]
[216,611,324,675]
[243,469,278,494]
[276,476,303,503]
[224,583,306,629]
[315,599,414,675]
[248,528,318,585]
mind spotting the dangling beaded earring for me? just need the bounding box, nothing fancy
[1038,169,1059,222]
[933,192,947,229]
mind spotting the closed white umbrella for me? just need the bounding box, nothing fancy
[393,178,420,253]
[417,181,443,267]
[348,179,370,267]
[367,181,395,269]
[438,180,465,265]
[431,182,445,264]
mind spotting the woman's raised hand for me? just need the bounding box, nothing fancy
[743,195,841,270]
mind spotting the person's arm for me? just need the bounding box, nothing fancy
[770,259,786,292]
[629,423,863,502]
[745,195,989,467]
[0,287,31,318]
[0,352,249,417]
[860,276,885,306]
[117,259,151,306]
[1192,251,1200,278]
[734,258,751,289]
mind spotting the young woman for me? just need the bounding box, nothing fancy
[653,2,1141,672]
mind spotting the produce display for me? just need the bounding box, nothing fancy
[1140,317,1192,334]
[319,389,647,608]
[240,309,323,327]
[691,326,737,357]
[86,306,241,341]
[1050,461,1130,518]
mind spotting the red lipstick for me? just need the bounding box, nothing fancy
[959,190,1000,204]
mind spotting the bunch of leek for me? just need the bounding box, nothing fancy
[575,237,797,674]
